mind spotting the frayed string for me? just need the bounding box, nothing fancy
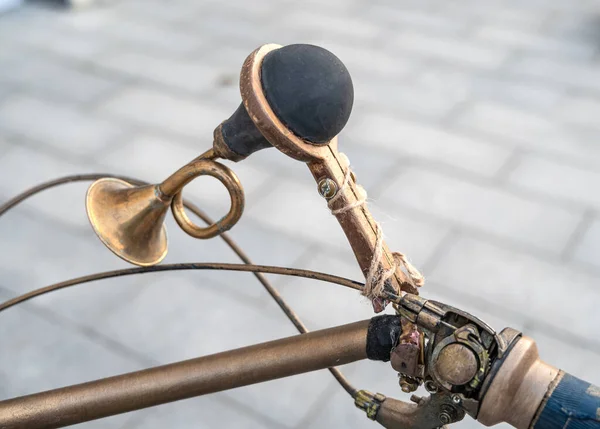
[327,153,424,302]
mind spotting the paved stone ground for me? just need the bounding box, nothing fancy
[1,0,600,427]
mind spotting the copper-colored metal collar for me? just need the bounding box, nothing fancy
[240,44,334,162]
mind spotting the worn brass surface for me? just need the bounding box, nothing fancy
[86,179,169,266]
[169,160,244,239]
[374,393,465,428]
[0,320,369,429]
[86,151,244,266]
[240,44,416,298]
[435,343,478,386]
[477,336,559,429]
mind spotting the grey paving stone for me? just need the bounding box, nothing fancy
[96,133,273,214]
[162,213,314,303]
[317,42,419,82]
[545,12,600,47]
[507,154,600,210]
[366,5,467,35]
[276,11,381,44]
[17,27,113,62]
[572,217,600,270]
[554,95,600,132]
[246,132,413,193]
[0,81,16,103]
[225,370,338,428]
[476,7,548,31]
[0,7,110,62]
[0,53,124,105]
[358,78,463,120]
[473,25,596,60]
[0,209,145,323]
[351,113,513,177]
[0,143,102,230]
[0,94,130,157]
[190,13,286,48]
[452,101,600,164]
[97,86,230,140]
[413,66,565,113]
[123,395,285,429]
[95,272,297,363]
[244,174,447,264]
[92,50,221,95]
[504,54,600,93]
[381,166,583,254]
[296,384,374,429]
[97,20,205,57]
[392,31,510,69]
[530,327,600,386]
[272,250,377,331]
[245,177,352,255]
[0,292,142,429]
[108,0,206,26]
[0,135,10,158]
[428,235,600,342]
[0,291,144,396]
[93,273,335,427]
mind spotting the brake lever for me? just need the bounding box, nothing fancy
[209,43,418,309]
[356,295,522,429]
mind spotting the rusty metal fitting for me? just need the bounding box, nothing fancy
[399,374,421,393]
[354,390,386,420]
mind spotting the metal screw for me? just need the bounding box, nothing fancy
[318,178,338,199]
[451,394,461,404]
[439,412,451,425]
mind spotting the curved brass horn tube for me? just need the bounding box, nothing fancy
[166,159,245,240]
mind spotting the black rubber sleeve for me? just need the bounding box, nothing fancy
[366,315,401,362]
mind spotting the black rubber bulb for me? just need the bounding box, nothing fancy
[219,44,354,159]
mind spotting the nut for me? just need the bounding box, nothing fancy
[399,374,421,393]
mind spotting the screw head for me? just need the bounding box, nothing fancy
[451,394,461,404]
[318,178,338,199]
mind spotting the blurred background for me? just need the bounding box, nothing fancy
[1,0,600,427]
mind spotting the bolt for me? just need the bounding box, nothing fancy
[439,412,451,425]
[451,394,461,404]
[410,394,423,404]
[424,380,439,393]
[399,374,420,393]
[318,178,338,199]
[400,382,414,393]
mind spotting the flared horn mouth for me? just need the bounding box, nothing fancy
[85,178,169,267]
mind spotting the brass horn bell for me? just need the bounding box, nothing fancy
[86,150,245,267]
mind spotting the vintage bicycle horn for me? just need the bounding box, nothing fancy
[86,152,245,267]
[87,43,355,268]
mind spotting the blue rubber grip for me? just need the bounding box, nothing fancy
[534,372,600,429]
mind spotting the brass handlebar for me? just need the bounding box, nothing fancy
[0,320,370,429]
